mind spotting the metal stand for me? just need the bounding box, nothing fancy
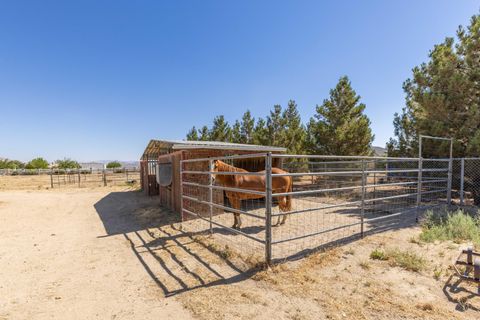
[453,246,480,295]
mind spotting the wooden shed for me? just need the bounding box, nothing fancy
[140,139,286,217]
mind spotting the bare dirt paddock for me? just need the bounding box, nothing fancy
[1,186,479,319]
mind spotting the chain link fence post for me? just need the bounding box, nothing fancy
[416,157,423,223]
[460,158,465,205]
[447,140,453,208]
[265,152,273,265]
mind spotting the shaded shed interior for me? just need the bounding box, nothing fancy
[140,139,286,218]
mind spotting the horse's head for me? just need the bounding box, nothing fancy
[211,160,220,183]
[211,160,227,184]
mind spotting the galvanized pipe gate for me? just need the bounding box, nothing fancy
[181,152,452,264]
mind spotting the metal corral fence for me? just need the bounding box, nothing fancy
[180,153,451,263]
[0,168,140,188]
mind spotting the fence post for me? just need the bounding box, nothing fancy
[126,168,129,183]
[103,169,107,186]
[460,158,465,205]
[360,159,366,238]
[208,159,213,234]
[77,169,81,187]
[50,169,54,188]
[447,158,453,208]
[265,152,273,265]
[179,160,184,222]
[416,157,423,222]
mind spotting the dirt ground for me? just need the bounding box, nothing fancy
[1,184,479,319]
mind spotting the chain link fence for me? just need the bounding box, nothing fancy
[451,158,480,206]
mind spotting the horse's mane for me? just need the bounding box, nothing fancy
[216,160,248,173]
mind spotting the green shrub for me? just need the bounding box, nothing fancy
[420,210,480,246]
[370,248,426,272]
[106,161,122,169]
[25,157,49,169]
[370,248,387,260]
[386,249,427,272]
[55,158,81,169]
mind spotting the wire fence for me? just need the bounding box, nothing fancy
[452,158,480,206]
[180,153,453,263]
[0,168,140,189]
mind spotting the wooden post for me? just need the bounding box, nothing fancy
[103,169,107,186]
[50,169,54,188]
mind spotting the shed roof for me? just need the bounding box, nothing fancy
[141,139,286,159]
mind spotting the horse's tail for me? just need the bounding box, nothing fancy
[284,179,293,211]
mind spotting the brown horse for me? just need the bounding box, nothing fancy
[212,160,293,229]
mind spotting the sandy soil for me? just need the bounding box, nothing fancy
[0,187,192,320]
[1,185,479,319]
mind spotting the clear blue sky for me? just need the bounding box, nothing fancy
[1,1,478,162]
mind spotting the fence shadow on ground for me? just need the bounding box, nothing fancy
[93,191,432,296]
[94,191,257,297]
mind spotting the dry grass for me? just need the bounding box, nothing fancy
[370,248,427,272]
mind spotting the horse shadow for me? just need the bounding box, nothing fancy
[94,191,259,297]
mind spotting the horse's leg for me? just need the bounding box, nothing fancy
[230,197,241,229]
[277,196,288,225]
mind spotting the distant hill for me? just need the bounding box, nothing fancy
[372,146,387,156]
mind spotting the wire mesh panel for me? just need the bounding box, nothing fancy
[180,154,268,263]
[180,154,451,263]
[270,155,450,261]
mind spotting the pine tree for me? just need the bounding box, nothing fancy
[388,14,480,157]
[306,76,374,155]
[231,120,242,143]
[186,126,199,141]
[198,126,210,141]
[279,100,306,154]
[240,110,255,144]
[252,118,269,145]
[266,105,284,146]
[209,115,232,142]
